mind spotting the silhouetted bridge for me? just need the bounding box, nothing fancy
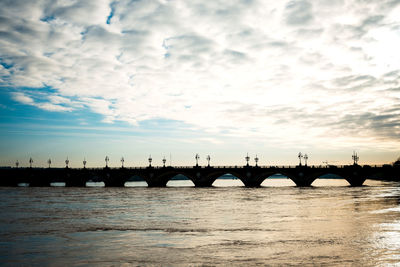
[1,165,399,187]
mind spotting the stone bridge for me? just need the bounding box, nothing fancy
[1,164,399,187]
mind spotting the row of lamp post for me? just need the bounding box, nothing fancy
[245,153,259,167]
[17,154,268,168]
[194,154,212,167]
[19,157,81,169]
[14,152,361,168]
[151,154,212,167]
[298,152,309,166]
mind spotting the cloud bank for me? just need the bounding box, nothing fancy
[1,0,400,149]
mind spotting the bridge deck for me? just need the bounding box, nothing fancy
[0,165,399,187]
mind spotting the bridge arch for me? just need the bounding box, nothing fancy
[310,168,367,186]
[311,172,350,186]
[211,173,245,187]
[259,173,296,187]
[204,170,246,187]
[166,174,195,187]
[206,171,245,180]
[124,174,148,187]
[254,170,298,187]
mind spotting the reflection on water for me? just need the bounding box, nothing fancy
[213,179,244,187]
[311,178,350,187]
[167,179,195,187]
[50,182,66,187]
[125,181,148,187]
[261,178,296,187]
[86,181,105,187]
[1,179,400,266]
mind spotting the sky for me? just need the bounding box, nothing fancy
[0,0,399,168]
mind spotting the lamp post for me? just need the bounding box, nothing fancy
[121,157,125,168]
[65,157,69,168]
[304,154,308,166]
[83,158,87,169]
[298,152,303,166]
[206,155,211,167]
[255,155,259,167]
[195,153,200,167]
[29,157,33,168]
[352,151,359,165]
[245,153,250,166]
[148,155,152,167]
[105,156,109,168]
[47,158,52,168]
[15,160,19,168]
[162,156,166,167]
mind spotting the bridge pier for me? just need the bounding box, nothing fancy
[144,169,168,187]
[346,178,366,187]
[192,172,215,187]
[231,167,262,187]
[343,165,366,187]
[345,174,366,187]
[288,167,316,187]
[104,179,126,187]
[65,169,88,187]
[103,168,127,187]
[241,177,262,187]
[146,180,168,187]
[291,179,314,187]
[29,178,50,187]
[193,179,214,187]
[65,179,86,187]
[26,169,50,187]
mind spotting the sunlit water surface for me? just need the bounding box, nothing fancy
[1,179,400,266]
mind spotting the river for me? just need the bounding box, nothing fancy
[1,179,400,266]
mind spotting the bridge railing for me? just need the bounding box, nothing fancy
[4,164,390,170]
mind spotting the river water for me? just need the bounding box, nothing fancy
[1,179,400,266]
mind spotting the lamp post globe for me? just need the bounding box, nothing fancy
[255,155,259,167]
[29,157,33,168]
[298,152,303,166]
[148,155,152,167]
[206,155,211,167]
[83,158,87,168]
[162,156,166,167]
[15,160,19,168]
[304,154,308,166]
[47,158,52,168]
[65,157,69,168]
[195,153,200,166]
[245,153,250,166]
[121,157,125,168]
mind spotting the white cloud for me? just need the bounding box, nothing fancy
[1,0,400,150]
[36,102,73,112]
[11,92,74,112]
[11,92,34,105]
